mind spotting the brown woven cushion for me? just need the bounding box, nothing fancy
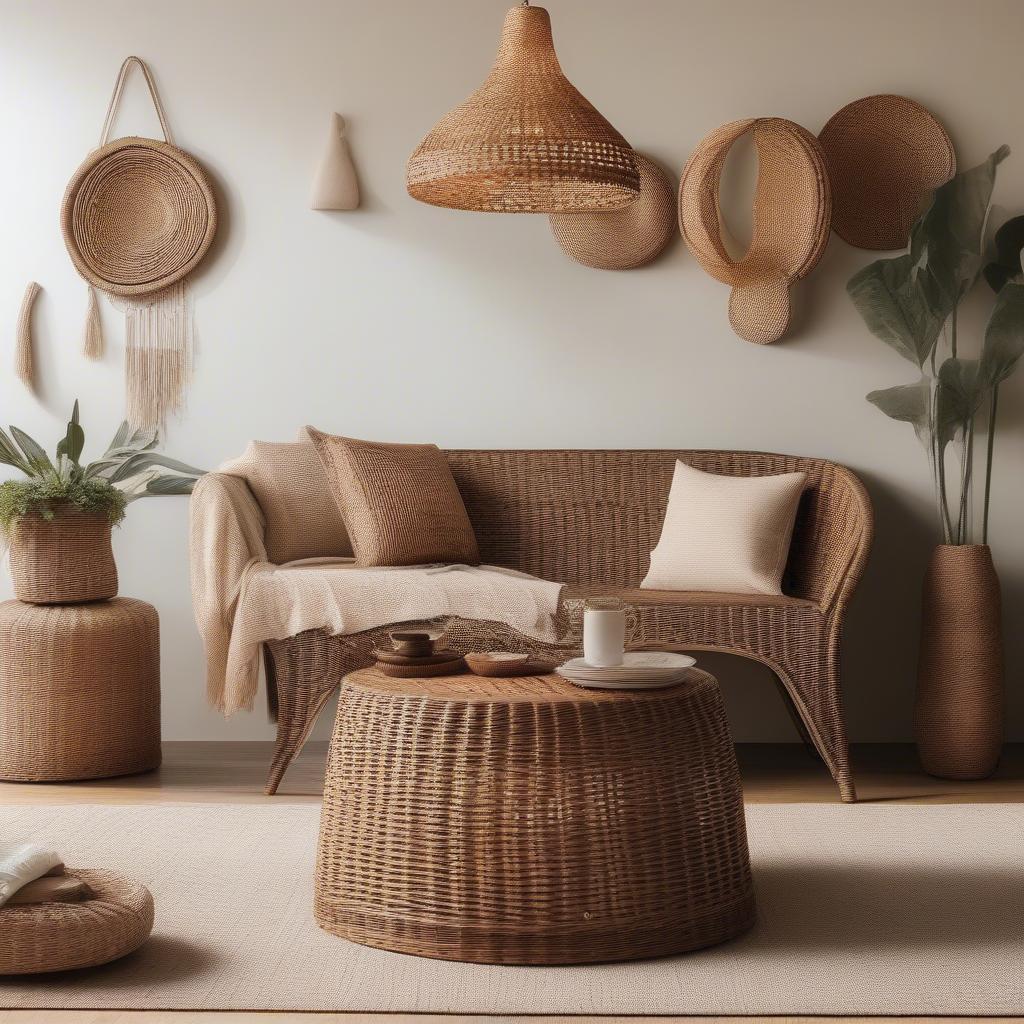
[221,441,352,564]
[307,429,480,568]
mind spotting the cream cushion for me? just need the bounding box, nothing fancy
[641,460,806,595]
[220,441,352,564]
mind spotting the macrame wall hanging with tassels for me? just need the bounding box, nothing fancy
[61,56,217,427]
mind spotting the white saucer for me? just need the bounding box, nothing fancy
[556,652,696,690]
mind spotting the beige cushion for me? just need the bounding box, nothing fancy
[306,428,480,568]
[641,460,806,596]
[220,441,352,563]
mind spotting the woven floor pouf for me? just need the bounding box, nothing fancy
[0,598,161,782]
[0,869,153,975]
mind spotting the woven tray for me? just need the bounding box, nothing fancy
[61,57,217,297]
[819,93,955,251]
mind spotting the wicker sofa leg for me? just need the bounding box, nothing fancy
[773,657,857,804]
[263,641,342,796]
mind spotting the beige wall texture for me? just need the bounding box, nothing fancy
[1,0,1022,744]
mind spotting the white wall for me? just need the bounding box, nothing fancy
[2,0,1022,744]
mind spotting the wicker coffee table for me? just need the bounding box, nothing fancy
[315,666,755,964]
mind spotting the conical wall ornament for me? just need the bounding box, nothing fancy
[407,3,639,213]
[311,113,360,211]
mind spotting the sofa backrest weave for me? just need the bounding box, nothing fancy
[445,449,871,607]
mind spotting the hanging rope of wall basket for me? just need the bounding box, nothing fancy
[61,56,218,426]
[678,117,832,345]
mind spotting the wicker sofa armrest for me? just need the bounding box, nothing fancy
[189,472,268,712]
[787,463,873,616]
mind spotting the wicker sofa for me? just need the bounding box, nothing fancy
[196,448,872,801]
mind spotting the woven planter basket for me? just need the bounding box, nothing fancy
[0,869,153,975]
[819,94,955,251]
[407,4,639,213]
[7,507,118,605]
[0,598,160,782]
[915,544,1004,780]
[549,153,676,269]
[678,117,831,345]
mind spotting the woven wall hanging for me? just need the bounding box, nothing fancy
[548,154,675,269]
[61,56,217,427]
[407,3,639,213]
[819,94,955,251]
[678,117,831,345]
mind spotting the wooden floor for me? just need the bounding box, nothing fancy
[2,741,1022,1024]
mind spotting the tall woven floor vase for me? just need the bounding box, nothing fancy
[915,544,1004,779]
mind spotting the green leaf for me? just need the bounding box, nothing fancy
[983,214,1024,292]
[9,426,56,478]
[910,146,1010,311]
[866,379,933,447]
[981,280,1024,385]
[55,401,86,466]
[107,451,205,484]
[848,254,945,366]
[0,428,31,474]
[936,357,987,446]
[145,475,200,495]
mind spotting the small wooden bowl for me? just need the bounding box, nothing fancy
[465,652,538,678]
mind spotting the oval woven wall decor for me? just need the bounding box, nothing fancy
[678,117,831,345]
[61,136,217,297]
[819,94,955,251]
[548,154,676,270]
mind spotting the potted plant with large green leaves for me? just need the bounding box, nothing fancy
[848,146,1024,779]
[0,402,204,604]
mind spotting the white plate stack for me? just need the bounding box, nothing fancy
[556,652,697,690]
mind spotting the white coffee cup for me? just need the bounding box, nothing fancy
[583,599,628,667]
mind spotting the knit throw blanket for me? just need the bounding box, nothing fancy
[190,474,563,715]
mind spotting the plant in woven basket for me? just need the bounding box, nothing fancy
[848,146,1024,546]
[0,401,204,535]
[0,402,205,606]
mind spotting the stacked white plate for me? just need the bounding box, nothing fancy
[556,652,697,690]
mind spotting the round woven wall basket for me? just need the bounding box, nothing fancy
[549,154,676,269]
[678,117,831,345]
[819,94,955,251]
[61,135,217,297]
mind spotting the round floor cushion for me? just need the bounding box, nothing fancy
[0,869,154,975]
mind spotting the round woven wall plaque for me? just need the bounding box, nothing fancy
[819,94,955,251]
[61,136,217,297]
[678,117,831,345]
[548,154,675,270]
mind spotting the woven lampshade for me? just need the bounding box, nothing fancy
[406,3,640,213]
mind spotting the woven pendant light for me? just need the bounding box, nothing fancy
[407,2,640,213]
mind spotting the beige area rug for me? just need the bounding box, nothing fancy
[0,802,1022,1014]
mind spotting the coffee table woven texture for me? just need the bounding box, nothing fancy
[0,869,153,975]
[315,667,756,965]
